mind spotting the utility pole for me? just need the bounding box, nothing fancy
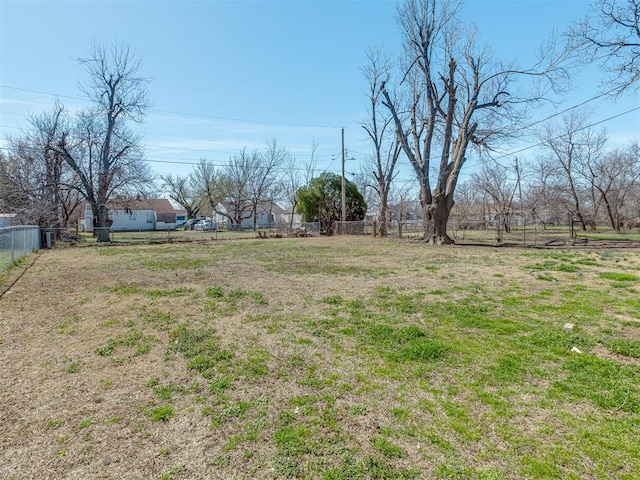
[341,127,346,224]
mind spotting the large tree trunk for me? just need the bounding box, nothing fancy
[424,193,454,245]
[378,187,388,237]
[95,204,111,242]
[288,200,297,233]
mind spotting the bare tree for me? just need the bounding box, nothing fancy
[379,0,569,244]
[388,180,419,238]
[587,142,640,232]
[279,141,318,231]
[49,42,152,242]
[472,160,520,234]
[161,173,204,219]
[1,104,82,231]
[451,180,481,233]
[248,139,286,231]
[538,110,608,230]
[361,48,402,237]
[193,159,228,223]
[223,149,259,228]
[522,156,567,226]
[569,0,640,94]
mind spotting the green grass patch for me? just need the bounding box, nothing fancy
[551,355,640,413]
[606,338,640,358]
[168,325,234,378]
[600,272,640,282]
[95,329,156,358]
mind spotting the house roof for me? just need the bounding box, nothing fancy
[142,198,176,214]
[106,198,177,214]
[255,201,286,215]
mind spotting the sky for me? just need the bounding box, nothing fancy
[1,0,639,192]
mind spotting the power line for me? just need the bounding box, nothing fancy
[3,83,637,174]
[349,105,640,183]
[0,84,340,129]
[4,104,635,176]
[481,84,627,136]
[462,104,640,171]
[0,114,337,158]
[0,144,343,174]
[0,85,85,102]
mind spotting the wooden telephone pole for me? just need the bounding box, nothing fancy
[341,127,346,224]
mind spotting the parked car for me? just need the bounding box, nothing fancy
[194,219,217,231]
[183,219,199,230]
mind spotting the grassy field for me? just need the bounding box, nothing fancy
[1,236,639,479]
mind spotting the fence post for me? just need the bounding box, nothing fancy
[10,227,16,264]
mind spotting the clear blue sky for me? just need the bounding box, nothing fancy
[1,0,638,187]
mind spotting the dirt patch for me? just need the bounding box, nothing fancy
[591,344,640,366]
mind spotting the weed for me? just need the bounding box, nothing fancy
[141,308,176,331]
[78,417,93,429]
[551,355,640,413]
[360,323,449,364]
[205,286,224,298]
[154,385,174,401]
[146,377,160,387]
[58,315,81,335]
[208,376,231,394]
[65,361,79,374]
[159,464,187,479]
[274,424,314,456]
[537,273,557,282]
[100,319,120,327]
[146,405,175,422]
[371,435,404,458]
[95,330,155,358]
[348,405,367,416]
[210,455,230,467]
[47,420,63,430]
[323,295,344,305]
[390,407,411,422]
[240,349,270,378]
[144,287,194,298]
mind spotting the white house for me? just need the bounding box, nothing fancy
[0,213,17,228]
[80,198,180,232]
[240,202,299,230]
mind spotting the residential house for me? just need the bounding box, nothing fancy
[80,198,181,232]
[240,202,299,230]
[0,213,17,227]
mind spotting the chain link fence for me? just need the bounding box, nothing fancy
[334,221,366,235]
[0,226,41,270]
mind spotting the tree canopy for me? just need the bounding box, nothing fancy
[296,172,367,235]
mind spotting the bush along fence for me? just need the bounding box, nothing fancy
[0,226,41,270]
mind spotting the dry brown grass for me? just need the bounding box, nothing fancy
[1,236,639,479]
